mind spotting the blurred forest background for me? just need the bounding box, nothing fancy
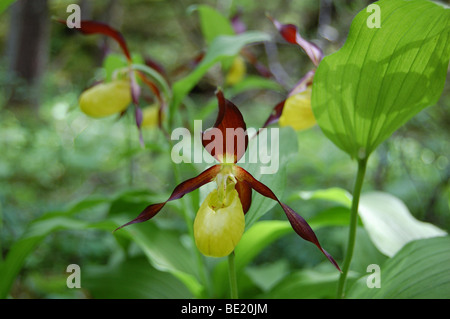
[0,0,449,298]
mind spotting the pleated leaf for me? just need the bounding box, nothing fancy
[312,0,450,159]
[347,236,450,299]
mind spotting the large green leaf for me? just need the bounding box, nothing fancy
[83,257,193,299]
[312,0,450,159]
[259,268,358,299]
[296,187,447,258]
[112,219,205,297]
[347,236,450,299]
[190,4,235,45]
[358,192,447,257]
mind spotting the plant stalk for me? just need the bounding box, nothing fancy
[228,250,238,299]
[336,158,368,298]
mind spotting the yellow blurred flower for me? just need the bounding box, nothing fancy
[141,104,160,128]
[279,86,315,131]
[79,80,131,118]
[225,56,246,86]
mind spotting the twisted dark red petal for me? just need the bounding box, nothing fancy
[235,180,252,214]
[261,99,286,129]
[278,23,298,44]
[57,19,131,61]
[76,20,131,61]
[269,17,323,66]
[114,165,221,232]
[234,166,341,271]
[202,90,248,163]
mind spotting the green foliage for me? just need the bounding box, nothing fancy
[348,236,450,299]
[191,4,235,45]
[1,0,449,300]
[358,192,447,257]
[84,256,194,299]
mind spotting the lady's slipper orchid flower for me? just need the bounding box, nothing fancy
[115,89,340,271]
[79,80,132,118]
[262,18,323,131]
[279,85,315,131]
[58,19,168,143]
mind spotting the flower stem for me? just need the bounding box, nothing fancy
[228,251,238,299]
[336,158,368,298]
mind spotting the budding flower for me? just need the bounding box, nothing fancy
[79,80,131,118]
[194,181,245,258]
[279,86,315,131]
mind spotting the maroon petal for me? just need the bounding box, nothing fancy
[269,17,323,67]
[234,165,341,271]
[202,90,248,163]
[235,180,252,214]
[57,19,131,61]
[78,20,131,61]
[114,164,221,231]
[261,99,286,129]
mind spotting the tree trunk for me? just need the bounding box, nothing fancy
[6,0,49,109]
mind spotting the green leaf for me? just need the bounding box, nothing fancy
[103,53,145,82]
[347,236,450,299]
[112,218,204,297]
[190,4,235,45]
[169,31,270,124]
[0,215,113,299]
[108,192,205,298]
[296,188,447,257]
[227,75,282,96]
[102,53,127,82]
[295,187,352,208]
[358,191,447,257]
[0,195,110,298]
[307,206,352,228]
[312,0,450,159]
[260,267,358,299]
[245,260,290,292]
[83,256,193,299]
[0,0,16,15]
